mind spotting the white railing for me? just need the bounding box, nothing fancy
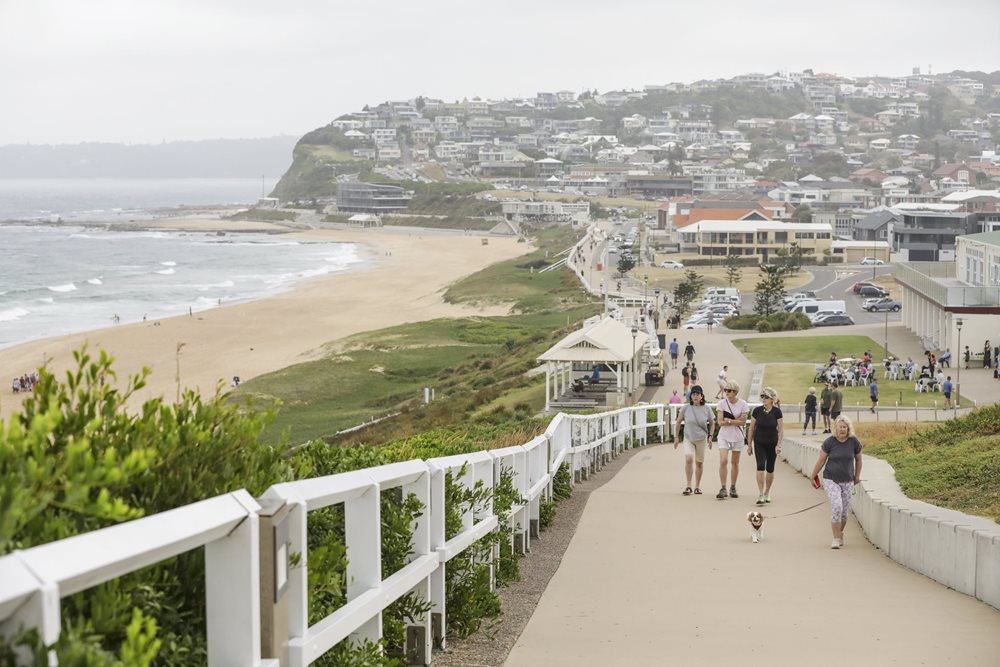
[0,405,662,666]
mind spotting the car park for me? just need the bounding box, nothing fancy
[865,297,901,312]
[852,281,877,294]
[860,257,885,265]
[857,285,889,298]
[660,260,684,269]
[813,314,855,327]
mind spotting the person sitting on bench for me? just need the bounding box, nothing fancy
[572,378,585,394]
[589,365,601,385]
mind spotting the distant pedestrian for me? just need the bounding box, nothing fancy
[985,341,992,369]
[715,365,728,399]
[869,378,879,412]
[674,385,714,496]
[943,376,953,408]
[669,338,679,369]
[748,387,783,505]
[830,383,844,420]
[803,387,818,435]
[684,341,696,363]
[669,389,683,404]
[820,381,833,433]
[689,363,699,384]
[681,363,691,394]
[964,346,971,369]
[810,415,863,549]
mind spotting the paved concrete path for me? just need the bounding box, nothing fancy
[504,442,1000,666]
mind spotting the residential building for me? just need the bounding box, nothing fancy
[336,181,412,214]
[682,165,755,195]
[893,204,978,261]
[501,200,590,224]
[624,174,693,200]
[814,209,867,238]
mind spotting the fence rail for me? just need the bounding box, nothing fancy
[0,405,660,666]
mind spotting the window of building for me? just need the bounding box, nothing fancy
[774,232,788,243]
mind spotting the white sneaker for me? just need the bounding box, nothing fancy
[838,537,844,547]
[831,540,841,549]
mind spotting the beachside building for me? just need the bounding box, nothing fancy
[896,231,1000,354]
[336,181,412,214]
[501,200,590,224]
[678,220,833,261]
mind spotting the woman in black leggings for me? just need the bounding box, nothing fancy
[747,387,784,506]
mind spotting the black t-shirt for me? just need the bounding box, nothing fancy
[805,394,817,412]
[751,405,783,445]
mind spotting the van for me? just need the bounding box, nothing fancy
[705,287,740,300]
[790,300,846,316]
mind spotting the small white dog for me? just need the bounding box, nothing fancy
[747,511,765,543]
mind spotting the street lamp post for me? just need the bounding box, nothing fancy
[643,274,649,310]
[956,318,963,410]
[631,324,639,403]
[884,308,889,364]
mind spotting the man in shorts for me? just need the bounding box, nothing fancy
[869,378,879,412]
[669,338,679,369]
[830,382,844,420]
[820,381,833,433]
[942,376,953,408]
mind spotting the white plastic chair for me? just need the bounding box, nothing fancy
[844,371,856,387]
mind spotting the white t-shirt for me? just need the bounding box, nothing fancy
[716,397,748,443]
[717,369,727,386]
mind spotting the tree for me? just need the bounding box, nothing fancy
[724,252,743,287]
[791,204,812,223]
[775,242,803,274]
[617,254,636,275]
[753,264,787,316]
[672,269,704,320]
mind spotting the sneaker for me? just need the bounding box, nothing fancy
[838,537,844,547]
[802,431,806,435]
[812,431,817,435]
[729,486,738,499]
[716,487,728,499]
[683,487,692,496]
[756,494,766,506]
[764,494,771,503]
[831,540,841,549]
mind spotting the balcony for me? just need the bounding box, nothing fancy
[896,261,1000,307]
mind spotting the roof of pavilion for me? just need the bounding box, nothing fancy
[537,317,643,363]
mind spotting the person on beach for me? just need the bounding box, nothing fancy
[803,387,818,435]
[820,381,833,433]
[869,378,879,412]
[669,338,679,369]
[715,380,748,500]
[748,387,783,505]
[830,383,844,420]
[810,415,863,549]
[684,341,696,363]
[674,385,714,496]
[943,376,953,408]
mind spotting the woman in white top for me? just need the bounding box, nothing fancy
[715,380,749,499]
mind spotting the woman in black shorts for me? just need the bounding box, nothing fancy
[747,386,784,505]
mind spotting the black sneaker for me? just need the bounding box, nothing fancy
[716,487,728,499]
[729,486,739,499]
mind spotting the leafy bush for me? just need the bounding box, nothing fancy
[725,312,812,331]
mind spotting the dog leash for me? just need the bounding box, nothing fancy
[764,500,827,519]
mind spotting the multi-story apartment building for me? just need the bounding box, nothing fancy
[624,174,693,199]
[336,181,412,214]
[678,220,833,260]
[682,165,755,195]
[501,200,590,224]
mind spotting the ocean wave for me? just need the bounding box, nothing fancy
[87,277,103,285]
[48,283,77,293]
[155,268,176,275]
[196,279,235,292]
[160,261,177,266]
[38,297,54,304]
[0,307,29,322]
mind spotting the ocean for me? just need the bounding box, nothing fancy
[0,224,364,349]
[0,177,278,222]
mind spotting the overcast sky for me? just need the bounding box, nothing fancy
[2,0,998,145]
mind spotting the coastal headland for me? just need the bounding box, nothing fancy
[0,218,528,419]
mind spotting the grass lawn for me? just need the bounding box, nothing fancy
[735,335,889,364]
[863,404,1000,522]
[762,363,958,408]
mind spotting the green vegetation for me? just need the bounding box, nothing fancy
[761,363,952,409]
[724,312,811,332]
[228,207,298,222]
[403,182,499,218]
[753,264,788,316]
[735,335,888,364]
[865,404,1000,522]
[382,215,498,231]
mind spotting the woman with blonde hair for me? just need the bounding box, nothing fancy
[715,379,748,500]
[747,386,783,505]
[810,415,863,549]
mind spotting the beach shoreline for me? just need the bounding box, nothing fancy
[0,218,528,419]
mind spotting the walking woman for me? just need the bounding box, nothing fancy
[747,387,783,505]
[809,415,863,549]
[673,385,715,495]
[803,386,818,435]
[715,380,748,500]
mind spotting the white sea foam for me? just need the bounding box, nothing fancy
[87,278,103,285]
[155,268,176,275]
[161,261,177,266]
[38,298,54,304]
[48,283,77,293]
[0,307,29,322]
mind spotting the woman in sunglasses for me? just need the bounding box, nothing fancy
[714,380,748,499]
[747,387,784,505]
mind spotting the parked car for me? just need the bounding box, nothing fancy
[660,260,684,269]
[810,310,846,323]
[865,297,902,312]
[783,291,817,305]
[857,285,889,298]
[852,281,877,294]
[860,257,885,266]
[813,314,855,327]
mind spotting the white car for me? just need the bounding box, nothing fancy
[660,260,684,269]
[860,257,885,266]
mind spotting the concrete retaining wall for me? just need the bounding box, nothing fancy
[781,437,1000,611]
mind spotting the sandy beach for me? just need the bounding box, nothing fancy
[0,220,529,419]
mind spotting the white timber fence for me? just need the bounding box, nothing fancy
[0,404,666,666]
